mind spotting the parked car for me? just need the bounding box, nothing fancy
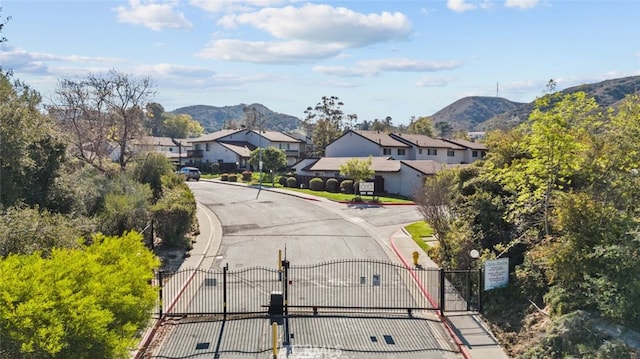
[178,167,201,181]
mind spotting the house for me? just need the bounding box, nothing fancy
[110,136,192,166]
[291,156,468,198]
[441,138,488,163]
[325,130,486,165]
[389,133,468,164]
[325,130,411,159]
[187,129,304,172]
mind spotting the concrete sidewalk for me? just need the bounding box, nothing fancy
[389,228,510,359]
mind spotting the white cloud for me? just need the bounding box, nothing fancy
[313,58,461,77]
[115,0,192,31]
[505,0,539,9]
[448,0,477,12]
[197,39,342,64]
[190,0,288,13]
[416,76,456,87]
[0,46,123,74]
[221,4,412,47]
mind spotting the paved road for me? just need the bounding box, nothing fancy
[147,181,461,359]
[190,181,423,268]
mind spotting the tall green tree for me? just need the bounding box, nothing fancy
[0,72,66,209]
[303,96,357,156]
[162,112,204,138]
[406,116,435,136]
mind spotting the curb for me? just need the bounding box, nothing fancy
[389,233,472,359]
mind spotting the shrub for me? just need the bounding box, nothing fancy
[309,177,324,191]
[242,171,252,182]
[152,185,196,248]
[278,176,287,186]
[340,180,354,194]
[220,173,229,181]
[228,174,238,182]
[326,178,339,192]
[286,177,297,188]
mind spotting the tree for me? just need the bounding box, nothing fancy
[52,69,156,172]
[303,96,357,156]
[145,102,165,136]
[406,116,435,136]
[339,156,374,196]
[0,232,159,358]
[162,113,204,138]
[0,72,66,209]
[249,146,287,180]
[434,121,453,137]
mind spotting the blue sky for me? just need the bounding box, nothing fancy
[1,0,639,126]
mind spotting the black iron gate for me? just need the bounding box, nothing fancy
[155,260,481,317]
[440,269,482,313]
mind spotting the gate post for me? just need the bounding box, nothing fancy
[223,264,228,315]
[478,268,483,314]
[281,260,290,345]
[158,270,163,318]
[467,269,472,311]
[439,268,445,313]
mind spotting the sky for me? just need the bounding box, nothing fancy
[1,0,639,127]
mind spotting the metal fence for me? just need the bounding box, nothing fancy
[155,260,480,317]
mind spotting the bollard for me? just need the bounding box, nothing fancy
[272,322,278,358]
[412,251,420,266]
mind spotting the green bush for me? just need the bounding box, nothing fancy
[220,173,229,181]
[242,171,252,182]
[152,185,196,248]
[228,174,238,182]
[278,176,287,186]
[326,178,339,192]
[309,177,324,191]
[340,180,354,194]
[286,177,297,188]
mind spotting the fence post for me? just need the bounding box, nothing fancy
[282,260,290,346]
[478,268,483,314]
[467,269,472,311]
[439,268,445,313]
[158,270,163,318]
[223,264,228,315]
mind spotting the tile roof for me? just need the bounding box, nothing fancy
[218,141,254,157]
[188,129,246,143]
[252,130,302,143]
[347,130,409,148]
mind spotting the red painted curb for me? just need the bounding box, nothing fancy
[389,234,473,359]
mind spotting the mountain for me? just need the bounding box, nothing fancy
[430,96,526,132]
[433,75,640,132]
[171,103,301,133]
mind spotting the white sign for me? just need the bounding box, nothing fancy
[484,258,509,291]
[359,182,374,194]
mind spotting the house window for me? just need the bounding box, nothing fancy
[383,148,391,155]
[447,150,455,157]
[427,148,437,156]
[481,151,487,157]
[195,144,202,150]
[205,143,210,151]
[472,151,478,158]
[418,148,423,155]
[397,148,406,156]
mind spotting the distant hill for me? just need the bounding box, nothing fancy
[430,97,526,132]
[432,76,640,132]
[171,103,301,133]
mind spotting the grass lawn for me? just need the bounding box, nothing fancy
[404,221,434,253]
